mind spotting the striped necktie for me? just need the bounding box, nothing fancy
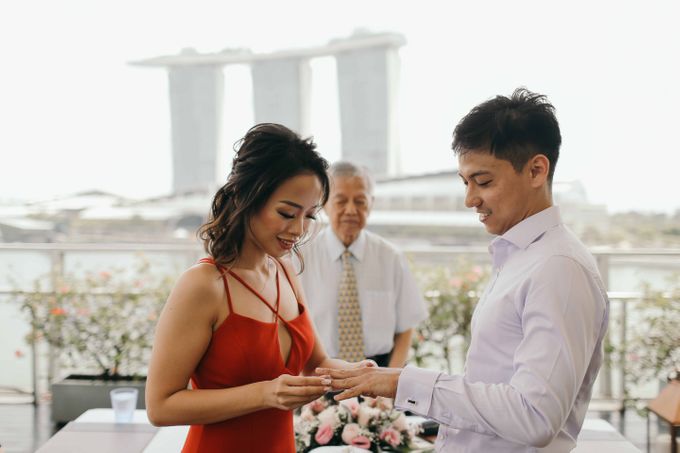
[337,249,365,362]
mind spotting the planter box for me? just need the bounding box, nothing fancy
[51,374,146,425]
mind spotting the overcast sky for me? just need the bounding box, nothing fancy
[1,0,679,214]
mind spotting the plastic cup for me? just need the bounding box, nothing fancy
[110,387,138,423]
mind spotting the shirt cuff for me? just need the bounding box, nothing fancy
[394,365,441,416]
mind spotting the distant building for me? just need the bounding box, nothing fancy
[2,32,606,244]
[0,174,607,245]
[370,171,608,242]
[333,32,405,178]
[167,59,224,195]
[251,56,311,135]
[373,171,465,211]
[132,30,405,192]
[0,218,55,242]
[552,180,609,236]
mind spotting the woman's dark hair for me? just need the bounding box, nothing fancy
[198,123,329,269]
[452,87,562,182]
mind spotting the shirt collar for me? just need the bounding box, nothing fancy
[488,206,562,266]
[323,226,367,262]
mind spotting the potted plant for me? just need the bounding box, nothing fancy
[620,275,679,441]
[624,275,680,401]
[411,259,489,373]
[15,257,173,424]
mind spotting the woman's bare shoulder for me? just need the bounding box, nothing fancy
[168,262,225,310]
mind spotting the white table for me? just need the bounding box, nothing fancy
[36,409,640,452]
[76,409,189,453]
[575,418,641,452]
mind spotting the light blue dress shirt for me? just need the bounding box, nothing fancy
[395,206,610,452]
[300,226,428,358]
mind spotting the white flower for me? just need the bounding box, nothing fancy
[300,406,315,422]
[317,406,341,429]
[391,412,408,431]
[339,397,360,417]
[357,406,380,427]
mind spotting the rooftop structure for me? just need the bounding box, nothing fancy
[131,31,406,192]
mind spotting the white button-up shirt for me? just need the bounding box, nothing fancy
[395,206,610,452]
[300,226,428,358]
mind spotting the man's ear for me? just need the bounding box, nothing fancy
[528,154,550,187]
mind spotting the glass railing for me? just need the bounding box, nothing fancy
[1,242,678,412]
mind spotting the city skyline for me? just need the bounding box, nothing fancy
[1,0,679,214]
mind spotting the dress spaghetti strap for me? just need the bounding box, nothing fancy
[185,257,316,453]
[227,264,280,318]
[198,257,235,313]
[198,257,281,319]
[272,258,299,301]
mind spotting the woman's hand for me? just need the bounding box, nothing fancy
[348,359,378,369]
[263,374,331,410]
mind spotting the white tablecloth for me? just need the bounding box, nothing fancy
[75,409,188,452]
[74,409,640,452]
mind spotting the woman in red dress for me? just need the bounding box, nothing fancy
[145,124,372,452]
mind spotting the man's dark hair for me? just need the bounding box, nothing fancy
[452,88,562,182]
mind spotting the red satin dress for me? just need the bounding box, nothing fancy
[181,257,316,453]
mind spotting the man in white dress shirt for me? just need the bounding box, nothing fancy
[318,88,610,452]
[300,161,428,368]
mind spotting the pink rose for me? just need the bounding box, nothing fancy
[341,423,361,444]
[310,398,327,413]
[376,397,393,411]
[351,435,372,449]
[380,427,402,447]
[362,396,377,407]
[340,398,360,417]
[314,423,334,445]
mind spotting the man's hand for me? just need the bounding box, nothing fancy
[315,366,402,401]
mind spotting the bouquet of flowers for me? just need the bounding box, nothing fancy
[294,394,422,452]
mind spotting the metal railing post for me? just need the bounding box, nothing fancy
[47,249,65,392]
[619,297,628,412]
[596,254,613,401]
[30,325,38,406]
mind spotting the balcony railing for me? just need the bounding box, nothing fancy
[1,242,678,411]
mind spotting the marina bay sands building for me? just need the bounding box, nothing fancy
[132,31,406,194]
